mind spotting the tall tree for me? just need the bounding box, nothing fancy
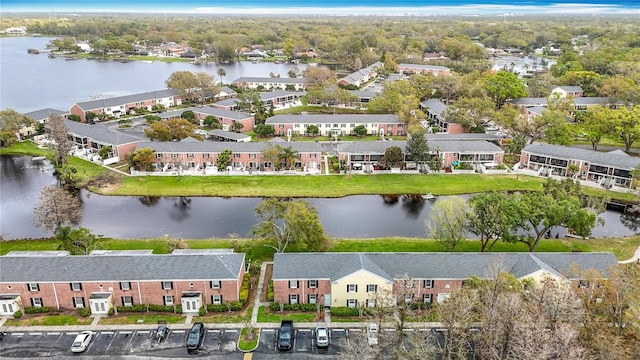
[447,97,495,131]
[165,70,198,103]
[467,191,517,252]
[0,109,35,146]
[126,147,155,171]
[279,146,299,170]
[33,185,82,234]
[427,196,469,251]
[250,198,329,253]
[216,148,232,170]
[47,114,74,167]
[56,226,102,255]
[216,68,226,84]
[484,71,527,108]
[144,118,200,142]
[580,106,612,151]
[380,146,404,169]
[610,105,640,152]
[405,128,430,172]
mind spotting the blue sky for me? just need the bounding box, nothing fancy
[2,0,640,14]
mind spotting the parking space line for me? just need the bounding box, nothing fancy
[225,329,237,333]
[119,331,132,335]
[101,331,115,335]
[137,331,149,334]
[262,329,275,332]
[47,332,61,336]
[66,332,79,335]
[350,328,362,332]
[207,330,220,333]
[173,330,185,334]
[28,332,43,335]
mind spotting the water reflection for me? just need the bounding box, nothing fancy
[169,197,192,222]
[138,196,161,207]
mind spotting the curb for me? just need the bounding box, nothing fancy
[237,327,260,353]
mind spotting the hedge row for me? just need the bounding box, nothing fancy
[269,302,318,312]
[330,307,372,317]
[206,302,243,313]
[116,304,183,313]
[24,306,55,314]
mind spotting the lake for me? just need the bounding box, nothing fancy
[1,155,637,240]
[0,36,305,113]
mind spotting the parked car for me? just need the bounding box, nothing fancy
[316,326,329,348]
[278,320,294,351]
[367,323,378,346]
[186,322,205,351]
[71,331,94,353]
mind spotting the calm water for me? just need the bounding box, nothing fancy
[1,156,637,240]
[0,37,304,113]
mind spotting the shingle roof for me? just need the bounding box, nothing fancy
[398,63,450,71]
[272,252,618,281]
[420,99,448,120]
[74,89,180,111]
[554,86,583,92]
[24,108,67,122]
[232,77,306,84]
[194,107,253,120]
[208,129,252,141]
[522,142,640,170]
[337,140,503,154]
[0,253,245,282]
[265,114,402,125]
[136,139,325,153]
[64,120,143,145]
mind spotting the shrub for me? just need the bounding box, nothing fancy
[269,302,317,312]
[199,306,206,316]
[24,306,54,314]
[117,304,147,313]
[270,302,283,311]
[239,276,250,304]
[108,307,115,316]
[330,307,360,317]
[13,310,23,319]
[78,308,91,317]
[148,304,179,313]
[267,282,274,302]
[206,302,243,313]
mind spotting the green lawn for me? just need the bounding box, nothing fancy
[195,307,251,324]
[98,314,184,325]
[4,315,93,326]
[237,327,259,351]
[256,306,317,323]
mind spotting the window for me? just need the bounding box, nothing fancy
[122,296,134,307]
[404,294,413,303]
[203,153,209,159]
[249,153,256,158]
[424,280,434,288]
[172,153,177,158]
[404,280,414,288]
[31,298,43,308]
[366,299,376,308]
[308,294,318,304]
[212,295,222,305]
[162,281,173,290]
[156,153,162,158]
[289,280,299,289]
[233,153,241,158]
[163,295,174,306]
[28,283,39,292]
[264,162,272,168]
[578,280,589,288]
[187,153,194,158]
[70,282,82,291]
[211,280,221,289]
[73,297,85,309]
[347,299,358,308]
[366,284,377,293]
[120,282,131,291]
[289,294,299,305]
[347,284,358,293]
[308,280,317,288]
[423,294,433,303]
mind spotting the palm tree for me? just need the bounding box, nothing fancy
[217,68,226,85]
[279,146,299,170]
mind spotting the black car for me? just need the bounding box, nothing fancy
[186,322,205,351]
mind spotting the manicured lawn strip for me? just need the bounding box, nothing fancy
[98,314,183,325]
[4,315,93,326]
[195,307,252,324]
[0,141,51,157]
[3,236,639,261]
[256,306,317,323]
[110,174,547,198]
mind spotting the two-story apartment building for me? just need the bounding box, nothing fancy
[137,139,325,173]
[397,64,451,76]
[519,142,640,189]
[265,114,406,137]
[272,252,619,308]
[64,119,142,162]
[337,61,383,88]
[69,89,182,122]
[18,108,67,139]
[0,250,246,316]
[211,91,303,112]
[231,77,307,91]
[419,99,466,134]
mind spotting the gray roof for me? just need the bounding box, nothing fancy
[136,139,325,154]
[74,89,180,111]
[213,98,237,107]
[555,86,583,92]
[574,97,610,106]
[208,129,252,141]
[64,120,143,145]
[398,63,450,71]
[349,90,378,99]
[511,98,549,107]
[24,108,67,122]
[338,140,503,154]
[232,77,306,84]
[512,97,614,107]
[195,107,253,120]
[260,90,304,100]
[218,86,237,95]
[522,142,640,170]
[426,133,501,142]
[272,252,618,281]
[420,99,448,120]
[266,114,402,125]
[0,253,245,282]
[527,106,546,116]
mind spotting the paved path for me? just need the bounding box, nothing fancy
[250,261,272,324]
[619,245,640,264]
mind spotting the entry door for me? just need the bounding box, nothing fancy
[182,297,200,312]
[324,294,331,308]
[93,300,108,314]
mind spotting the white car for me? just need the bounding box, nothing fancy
[367,323,378,346]
[71,331,94,353]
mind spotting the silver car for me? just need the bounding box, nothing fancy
[316,326,329,348]
[71,331,94,353]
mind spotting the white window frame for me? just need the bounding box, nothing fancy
[120,282,131,291]
[347,284,357,293]
[366,299,376,308]
[211,280,221,289]
[162,281,173,290]
[347,299,357,308]
[71,282,82,291]
[404,294,413,303]
[212,294,222,305]
[308,294,317,304]
[366,284,377,293]
[289,280,298,289]
[164,295,174,306]
[28,283,39,292]
[424,280,433,288]
[423,294,433,303]
[308,280,317,288]
[289,294,299,305]
[122,296,134,307]
[31,297,43,308]
[73,297,84,309]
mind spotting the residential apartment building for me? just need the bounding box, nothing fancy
[69,89,182,122]
[231,77,307,91]
[265,114,406,137]
[64,119,142,162]
[272,252,619,308]
[519,142,640,189]
[212,91,303,111]
[0,251,246,316]
[397,64,451,76]
[337,61,383,88]
[18,108,67,139]
[419,99,466,134]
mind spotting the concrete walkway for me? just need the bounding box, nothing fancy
[619,245,640,264]
[250,261,272,324]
